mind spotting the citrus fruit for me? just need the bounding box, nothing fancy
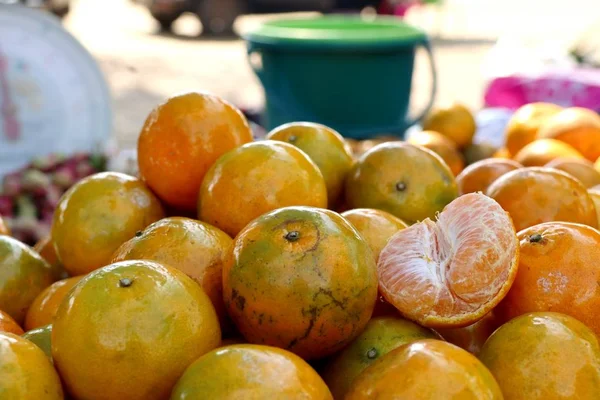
[322,316,440,399]
[487,167,598,231]
[52,260,221,400]
[378,193,519,328]
[33,235,68,280]
[137,92,253,211]
[0,332,63,399]
[407,130,465,175]
[341,208,408,261]
[538,106,600,161]
[24,276,84,331]
[0,236,55,324]
[494,222,600,336]
[544,157,600,187]
[22,324,52,360]
[479,312,600,399]
[0,310,23,335]
[345,142,458,224]
[513,138,584,166]
[198,141,327,237]
[504,102,563,155]
[589,187,600,225]
[223,206,377,360]
[456,158,522,195]
[0,216,9,236]
[345,339,502,399]
[492,147,512,159]
[170,344,333,400]
[463,142,498,165]
[422,102,477,148]
[436,311,501,355]
[51,172,165,276]
[266,122,354,207]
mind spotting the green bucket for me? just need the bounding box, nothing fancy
[244,16,437,139]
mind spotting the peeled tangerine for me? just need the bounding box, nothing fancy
[378,193,519,328]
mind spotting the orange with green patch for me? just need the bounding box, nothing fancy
[22,324,53,361]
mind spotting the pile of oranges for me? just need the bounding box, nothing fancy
[2,93,600,400]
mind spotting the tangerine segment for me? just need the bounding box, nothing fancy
[378,193,519,328]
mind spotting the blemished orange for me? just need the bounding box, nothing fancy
[24,276,84,331]
[51,172,165,276]
[0,216,9,236]
[486,167,598,231]
[538,107,600,161]
[341,208,408,261]
[544,157,600,187]
[137,92,253,211]
[223,206,377,360]
[494,222,600,337]
[436,312,502,356]
[0,310,24,335]
[422,103,477,149]
[513,138,584,166]
[377,193,519,328]
[33,235,68,280]
[266,122,354,207]
[0,332,63,399]
[52,260,221,400]
[479,312,600,400]
[345,142,458,224]
[456,158,522,195]
[407,130,465,175]
[504,102,563,156]
[170,344,333,400]
[198,141,327,237]
[345,339,502,399]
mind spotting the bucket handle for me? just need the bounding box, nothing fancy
[405,38,437,128]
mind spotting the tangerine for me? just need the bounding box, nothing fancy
[422,103,477,148]
[22,324,53,360]
[504,102,563,155]
[589,187,600,226]
[513,138,584,166]
[24,276,84,331]
[544,157,600,187]
[463,142,498,165]
[492,147,512,159]
[33,235,68,280]
[436,311,502,355]
[0,309,23,335]
[456,158,522,195]
[407,130,465,175]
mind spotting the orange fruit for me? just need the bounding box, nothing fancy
[0,215,9,236]
[479,312,600,399]
[0,236,55,324]
[322,316,440,399]
[223,206,377,360]
[436,311,502,355]
[538,106,600,161]
[513,138,584,166]
[111,217,232,330]
[589,187,600,226]
[33,235,68,280]
[463,142,499,165]
[345,142,458,224]
[0,332,63,399]
[504,102,563,155]
[492,147,512,159]
[51,172,165,276]
[0,309,23,335]
[22,324,53,361]
[422,102,477,148]
[544,157,600,187]
[171,344,333,399]
[341,208,408,261]
[494,222,600,336]
[198,141,327,237]
[24,276,84,331]
[137,92,253,211]
[346,339,502,399]
[266,122,354,207]
[487,167,598,231]
[52,260,221,400]
[456,158,522,195]
[378,193,518,328]
[407,130,465,175]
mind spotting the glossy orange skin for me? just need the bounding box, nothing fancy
[171,344,333,399]
[0,216,9,236]
[408,130,465,176]
[487,167,598,231]
[198,141,328,237]
[479,312,600,399]
[223,207,378,360]
[346,339,502,399]
[138,92,253,211]
[22,324,53,361]
[495,222,600,336]
[0,310,24,335]
[112,217,233,330]
[52,260,221,400]
[504,102,563,155]
[422,103,477,149]
[513,138,584,166]
[436,312,502,355]
[52,172,165,276]
[456,158,522,195]
[0,332,63,399]
[24,276,84,331]
[33,236,68,280]
[544,157,600,187]
[589,189,600,226]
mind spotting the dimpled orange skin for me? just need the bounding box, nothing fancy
[513,138,584,167]
[223,206,378,360]
[494,222,600,336]
[0,216,9,236]
[479,312,600,400]
[456,159,522,195]
[346,339,503,400]
[436,312,502,356]
[111,217,233,330]
[407,130,466,176]
[33,236,68,281]
[487,167,598,231]
[198,141,328,238]
[0,332,64,399]
[24,276,84,331]
[138,92,253,211]
[51,172,165,276]
[504,102,563,156]
[0,310,24,335]
[52,260,221,400]
[544,157,600,188]
[170,344,333,400]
